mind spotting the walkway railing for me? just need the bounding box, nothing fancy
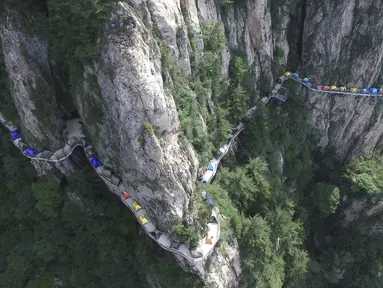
[2,71,362,262]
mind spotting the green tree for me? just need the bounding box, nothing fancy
[344,154,383,195]
[312,182,340,216]
[218,166,257,211]
[240,216,285,287]
[31,180,62,218]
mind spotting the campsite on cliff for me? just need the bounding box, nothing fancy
[0,0,383,287]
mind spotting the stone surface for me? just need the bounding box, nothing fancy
[0,9,62,149]
[3,0,383,287]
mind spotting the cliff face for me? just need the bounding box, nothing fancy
[0,8,77,177]
[218,0,383,163]
[2,0,383,287]
[76,2,199,228]
[0,9,61,147]
[301,0,383,161]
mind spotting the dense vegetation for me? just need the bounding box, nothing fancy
[0,128,203,288]
[162,17,383,285]
[0,0,382,287]
[298,154,383,288]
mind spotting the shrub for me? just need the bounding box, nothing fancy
[173,223,200,248]
[145,123,154,135]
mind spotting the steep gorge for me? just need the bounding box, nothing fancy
[1,0,383,287]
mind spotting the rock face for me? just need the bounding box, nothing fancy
[76,2,199,229]
[0,8,77,177]
[301,0,383,162]
[2,0,383,287]
[0,9,62,148]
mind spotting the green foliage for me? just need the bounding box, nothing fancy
[239,81,316,185]
[222,56,252,122]
[161,22,254,166]
[1,0,117,115]
[0,127,203,288]
[296,152,383,287]
[138,135,144,146]
[19,43,30,59]
[145,122,154,135]
[211,152,308,286]
[46,0,115,104]
[86,74,102,96]
[204,183,243,238]
[274,45,284,59]
[240,216,285,288]
[192,187,213,226]
[173,223,200,248]
[218,158,271,214]
[160,25,230,163]
[317,228,383,288]
[83,74,104,123]
[86,103,104,123]
[31,179,62,218]
[47,0,112,67]
[344,154,383,195]
[220,78,315,286]
[200,22,225,52]
[312,182,340,215]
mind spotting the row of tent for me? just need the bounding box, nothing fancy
[10,125,218,257]
[10,129,152,224]
[284,72,382,95]
[12,129,105,169]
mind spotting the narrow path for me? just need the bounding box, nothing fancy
[0,71,375,262]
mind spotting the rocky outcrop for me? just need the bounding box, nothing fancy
[0,2,242,287]
[301,0,383,162]
[0,9,63,149]
[76,2,199,229]
[0,8,77,177]
[202,240,242,288]
[3,0,383,287]
[205,0,383,163]
[74,3,241,286]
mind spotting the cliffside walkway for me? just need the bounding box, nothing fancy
[0,71,375,263]
[0,115,220,263]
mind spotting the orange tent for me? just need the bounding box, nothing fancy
[205,236,213,245]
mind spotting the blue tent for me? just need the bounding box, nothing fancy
[369,88,378,95]
[10,130,21,141]
[23,147,40,157]
[302,77,309,83]
[206,195,215,207]
[292,73,299,78]
[208,162,215,171]
[360,89,368,94]
[91,156,104,168]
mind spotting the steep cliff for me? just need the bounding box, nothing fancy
[0,9,61,147]
[76,2,199,230]
[0,1,242,286]
[301,0,383,162]
[0,7,77,177]
[2,0,383,287]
